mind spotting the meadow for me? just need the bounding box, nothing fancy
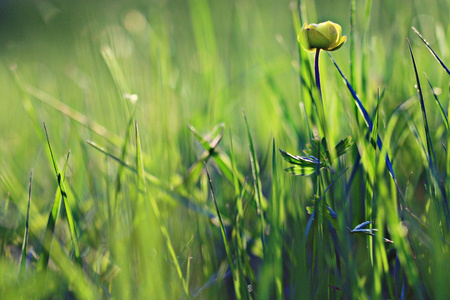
[1,0,450,299]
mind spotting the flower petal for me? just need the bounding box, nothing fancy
[328,35,347,51]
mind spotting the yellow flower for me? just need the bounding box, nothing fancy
[298,21,347,52]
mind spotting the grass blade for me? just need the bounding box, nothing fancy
[407,39,437,173]
[412,27,450,75]
[43,123,81,266]
[22,84,122,146]
[37,150,70,270]
[113,105,137,215]
[229,130,253,298]
[328,53,398,185]
[243,110,266,254]
[271,138,283,299]
[423,72,449,131]
[407,38,449,221]
[20,170,33,275]
[187,123,238,185]
[204,163,241,300]
[135,121,146,196]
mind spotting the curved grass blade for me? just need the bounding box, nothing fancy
[112,105,138,218]
[187,123,237,185]
[204,163,241,300]
[43,123,81,266]
[347,221,394,243]
[20,170,33,275]
[188,123,224,150]
[22,84,122,146]
[423,72,449,131]
[230,131,252,298]
[37,147,71,270]
[243,110,266,253]
[407,38,449,220]
[279,149,324,176]
[135,121,146,196]
[185,123,234,186]
[328,54,398,184]
[371,91,380,150]
[407,39,437,173]
[304,210,315,244]
[334,136,354,159]
[412,27,450,75]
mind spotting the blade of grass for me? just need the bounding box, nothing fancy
[204,162,241,300]
[408,38,450,230]
[271,138,283,299]
[101,46,133,115]
[290,2,317,137]
[243,110,266,254]
[361,0,373,95]
[423,72,449,131]
[412,27,450,75]
[49,235,97,299]
[135,120,146,202]
[187,123,239,184]
[37,149,70,270]
[19,170,33,275]
[43,123,81,266]
[184,123,232,186]
[229,130,253,299]
[21,83,121,146]
[367,89,380,266]
[229,129,241,201]
[328,54,399,187]
[113,105,138,216]
[407,39,438,178]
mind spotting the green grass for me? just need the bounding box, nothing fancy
[1,0,450,299]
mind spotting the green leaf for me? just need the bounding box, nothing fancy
[304,137,330,164]
[284,165,319,176]
[332,136,354,159]
[347,221,394,243]
[279,149,324,175]
[187,123,224,151]
[186,123,236,185]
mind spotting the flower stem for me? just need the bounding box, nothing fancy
[315,49,322,99]
[314,48,327,138]
[313,49,334,164]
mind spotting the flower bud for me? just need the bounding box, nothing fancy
[298,21,347,52]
